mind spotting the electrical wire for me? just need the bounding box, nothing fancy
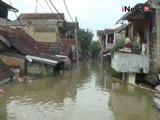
[8,0,25,30]
[37,0,47,12]
[44,0,59,26]
[63,0,74,22]
[48,0,64,19]
[45,0,54,13]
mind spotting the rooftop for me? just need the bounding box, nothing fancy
[0,0,18,12]
[36,42,71,56]
[0,26,38,55]
[17,13,65,20]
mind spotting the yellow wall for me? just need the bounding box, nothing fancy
[24,25,59,42]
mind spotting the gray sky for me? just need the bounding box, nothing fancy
[4,0,147,39]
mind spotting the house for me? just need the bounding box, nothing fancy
[114,23,131,44]
[97,29,114,51]
[111,2,153,84]
[0,0,18,84]
[7,13,77,61]
[0,26,66,77]
[7,13,64,43]
[112,1,160,84]
[97,29,114,63]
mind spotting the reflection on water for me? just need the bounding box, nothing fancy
[0,62,159,120]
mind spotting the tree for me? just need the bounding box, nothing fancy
[89,41,101,59]
[77,29,93,51]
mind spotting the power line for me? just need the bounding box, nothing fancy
[8,0,25,30]
[45,0,54,13]
[63,0,74,22]
[44,0,60,26]
[37,0,47,12]
[48,0,64,19]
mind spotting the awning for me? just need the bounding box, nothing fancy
[26,55,58,66]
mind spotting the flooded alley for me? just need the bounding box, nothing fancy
[0,62,159,120]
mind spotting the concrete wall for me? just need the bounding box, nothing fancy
[156,9,160,70]
[27,62,54,77]
[106,43,114,49]
[24,25,59,42]
[0,18,6,26]
[114,30,126,43]
[148,9,160,73]
[111,52,150,73]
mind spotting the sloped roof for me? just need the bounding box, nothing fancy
[36,42,71,56]
[18,13,64,20]
[61,39,76,45]
[115,2,149,24]
[0,0,18,12]
[0,26,38,55]
[97,29,114,36]
[0,60,14,81]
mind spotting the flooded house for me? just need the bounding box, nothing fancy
[97,29,114,62]
[7,13,77,60]
[0,26,66,78]
[97,29,114,51]
[111,1,160,84]
[0,0,17,84]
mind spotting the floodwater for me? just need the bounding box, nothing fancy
[0,62,159,120]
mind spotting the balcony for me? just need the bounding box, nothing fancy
[111,52,150,73]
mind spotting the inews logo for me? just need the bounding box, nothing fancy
[122,6,150,12]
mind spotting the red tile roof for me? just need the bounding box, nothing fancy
[0,60,14,81]
[0,27,72,56]
[36,42,71,56]
[18,13,65,20]
[0,27,38,55]
[61,39,76,45]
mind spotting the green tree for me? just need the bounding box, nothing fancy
[77,29,93,51]
[89,41,101,59]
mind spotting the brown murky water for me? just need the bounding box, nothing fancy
[0,62,159,120]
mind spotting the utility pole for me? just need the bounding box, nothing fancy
[75,17,79,62]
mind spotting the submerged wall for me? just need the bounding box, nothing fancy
[111,52,150,73]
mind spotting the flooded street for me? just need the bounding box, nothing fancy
[0,62,159,120]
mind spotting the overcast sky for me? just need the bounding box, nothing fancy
[4,0,147,39]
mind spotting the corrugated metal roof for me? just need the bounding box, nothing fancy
[18,13,64,20]
[0,60,14,81]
